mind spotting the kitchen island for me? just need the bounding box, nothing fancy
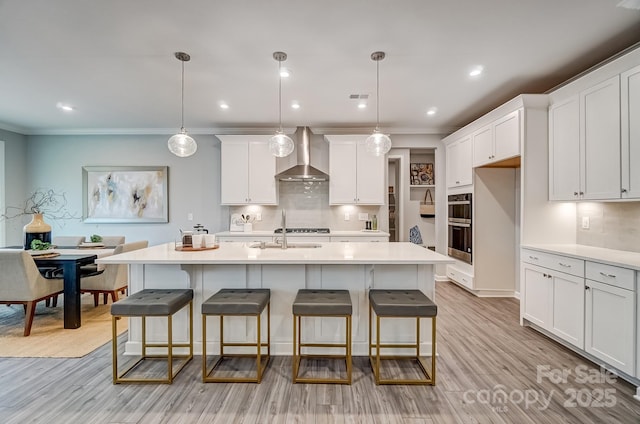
[98,242,453,355]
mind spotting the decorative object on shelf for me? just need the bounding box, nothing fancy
[365,51,392,156]
[420,189,435,218]
[90,234,103,243]
[410,163,434,185]
[167,51,197,157]
[82,166,168,223]
[268,51,294,157]
[409,225,423,245]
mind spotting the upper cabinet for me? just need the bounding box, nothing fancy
[326,135,385,205]
[472,110,521,167]
[219,135,277,205]
[549,52,640,201]
[621,64,640,199]
[446,135,472,188]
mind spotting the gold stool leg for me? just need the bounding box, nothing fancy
[202,314,207,381]
[256,313,262,382]
[112,316,119,384]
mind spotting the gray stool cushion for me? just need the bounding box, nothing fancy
[293,289,352,316]
[202,289,270,315]
[111,289,193,317]
[369,289,437,317]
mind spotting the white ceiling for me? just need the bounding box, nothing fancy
[0,0,639,136]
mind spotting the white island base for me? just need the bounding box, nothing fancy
[100,242,453,356]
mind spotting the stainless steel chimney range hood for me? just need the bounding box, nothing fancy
[276,127,329,182]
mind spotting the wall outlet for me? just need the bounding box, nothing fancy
[187,212,193,221]
[358,213,368,221]
[255,213,262,221]
[581,216,590,229]
[344,213,350,221]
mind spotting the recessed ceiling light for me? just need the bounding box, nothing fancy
[219,102,229,109]
[291,102,300,109]
[469,66,484,77]
[358,102,367,109]
[280,67,291,78]
[56,102,75,112]
[426,107,438,116]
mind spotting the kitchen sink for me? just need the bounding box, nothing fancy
[248,242,322,249]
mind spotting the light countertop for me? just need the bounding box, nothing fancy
[98,241,451,265]
[522,244,640,270]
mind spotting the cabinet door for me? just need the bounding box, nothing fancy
[581,76,621,200]
[220,140,249,204]
[493,110,520,162]
[355,140,384,204]
[549,96,580,200]
[621,65,640,199]
[329,140,358,204]
[247,141,277,204]
[447,136,472,188]
[522,264,552,329]
[550,272,585,349]
[472,125,493,167]
[585,279,635,375]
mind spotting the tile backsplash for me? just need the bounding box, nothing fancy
[229,181,383,231]
[577,202,640,252]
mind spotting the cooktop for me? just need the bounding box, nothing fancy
[274,228,330,234]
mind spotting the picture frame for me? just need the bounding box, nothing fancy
[410,163,434,185]
[82,166,169,223]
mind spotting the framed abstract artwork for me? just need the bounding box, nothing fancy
[82,166,168,223]
[410,163,434,185]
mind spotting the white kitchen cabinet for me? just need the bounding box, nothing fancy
[621,65,640,199]
[219,136,277,205]
[472,110,520,167]
[549,76,621,200]
[521,250,585,349]
[585,279,635,376]
[446,135,472,188]
[549,96,580,200]
[327,136,384,205]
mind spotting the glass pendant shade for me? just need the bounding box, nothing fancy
[365,130,392,156]
[268,131,295,157]
[168,128,197,157]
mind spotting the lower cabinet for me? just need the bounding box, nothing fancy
[522,248,638,378]
[585,279,635,376]
[522,261,584,349]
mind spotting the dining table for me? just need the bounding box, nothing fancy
[32,246,115,329]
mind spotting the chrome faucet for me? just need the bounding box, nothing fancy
[281,209,288,249]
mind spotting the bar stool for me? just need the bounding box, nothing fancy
[368,289,437,385]
[201,289,270,383]
[110,288,194,384]
[292,289,352,384]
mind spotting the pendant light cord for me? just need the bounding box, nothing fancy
[180,59,185,131]
[278,60,283,133]
[375,58,380,132]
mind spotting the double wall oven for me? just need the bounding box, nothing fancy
[448,193,472,264]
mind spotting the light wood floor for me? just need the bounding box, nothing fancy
[1,281,639,423]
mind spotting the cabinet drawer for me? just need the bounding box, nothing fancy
[522,249,585,278]
[586,261,635,291]
[447,265,474,289]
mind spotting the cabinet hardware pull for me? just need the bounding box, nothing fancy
[585,286,590,290]
[574,192,579,196]
[622,188,628,193]
[579,192,584,196]
[599,272,616,278]
[558,262,571,267]
[528,255,538,260]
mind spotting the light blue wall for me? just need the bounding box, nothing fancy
[0,128,29,245]
[17,134,224,246]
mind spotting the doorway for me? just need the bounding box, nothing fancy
[387,156,401,242]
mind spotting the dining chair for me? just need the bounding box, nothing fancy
[99,236,125,247]
[51,236,85,247]
[81,241,148,306]
[0,250,64,336]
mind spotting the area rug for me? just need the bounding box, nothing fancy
[0,294,127,358]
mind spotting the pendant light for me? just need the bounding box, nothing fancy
[168,52,197,157]
[268,51,295,157]
[365,51,392,156]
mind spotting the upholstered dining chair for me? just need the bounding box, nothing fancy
[81,240,148,306]
[51,236,85,247]
[0,250,64,336]
[99,236,125,247]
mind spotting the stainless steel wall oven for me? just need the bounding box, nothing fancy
[448,193,472,264]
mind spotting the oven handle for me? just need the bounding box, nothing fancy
[448,200,471,205]
[448,222,471,228]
